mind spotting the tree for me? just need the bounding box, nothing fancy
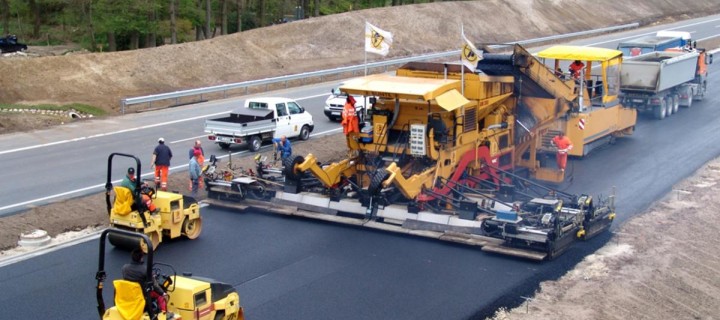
[313,0,318,17]
[220,0,227,35]
[29,0,40,38]
[1,0,9,35]
[236,0,242,32]
[170,0,177,43]
[204,0,211,38]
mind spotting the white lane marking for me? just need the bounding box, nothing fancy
[697,34,720,41]
[586,18,720,46]
[0,93,329,156]
[171,134,208,144]
[0,127,341,213]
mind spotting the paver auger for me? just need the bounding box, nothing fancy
[206,44,619,260]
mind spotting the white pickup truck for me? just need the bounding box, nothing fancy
[205,97,314,151]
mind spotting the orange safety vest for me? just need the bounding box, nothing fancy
[341,102,359,135]
[569,62,584,79]
[142,194,156,212]
[552,135,573,154]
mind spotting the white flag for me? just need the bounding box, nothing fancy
[461,33,483,72]
[365,22,393,56]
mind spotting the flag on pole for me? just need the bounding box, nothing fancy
[365,22,393,56]
[461,33,483,72]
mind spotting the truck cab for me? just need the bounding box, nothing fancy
[617,31,691,57]
[205,97,314,151]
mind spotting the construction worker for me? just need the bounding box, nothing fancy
[119,167,156,213]
[122,249,172,317]
[188,140,205,190]
[121,167,140,193]
[151,137,173,191]
[272,135,292,160]
[341,95,360,146]
[569,60,585,80]
[189,149,202,198]
[551,132,573,172]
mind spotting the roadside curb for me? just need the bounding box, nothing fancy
[0,228,105,268]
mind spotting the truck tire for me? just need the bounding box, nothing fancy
[653,102,666,120]
[248,135,262,152]
[218,142,231,149]
[685,87,694,108]
[665,96,673,116]
[694,81,707,101]
[671,94,679,114]
[299,125,310,141]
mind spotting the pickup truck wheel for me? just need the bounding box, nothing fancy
[218,142,231,149]
[299,125,310,140]
[248,136,262,152]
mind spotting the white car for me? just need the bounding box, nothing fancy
[323,87,374,122]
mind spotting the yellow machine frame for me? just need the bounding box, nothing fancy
[537,45,637,158]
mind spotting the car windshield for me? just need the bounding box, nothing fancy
[331,87,347,97]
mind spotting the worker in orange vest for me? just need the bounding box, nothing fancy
[568,60,585,80]
[551,133,573,172]
[341,95,360,138]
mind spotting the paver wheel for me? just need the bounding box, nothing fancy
[368,168,390,195]
[283,156,305,181]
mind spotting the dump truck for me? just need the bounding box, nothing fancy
[620,48,712,119]
[205,97,314,151]
[204,44,624,260]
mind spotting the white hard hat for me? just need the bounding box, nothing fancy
[158,137,165,142]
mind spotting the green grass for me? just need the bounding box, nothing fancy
[0,103,106,116]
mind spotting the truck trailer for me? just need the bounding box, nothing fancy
[620,48,711,119]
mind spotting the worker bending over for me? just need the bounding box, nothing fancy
[273,135,292,161]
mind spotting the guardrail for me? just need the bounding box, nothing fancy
[120,22,639,113]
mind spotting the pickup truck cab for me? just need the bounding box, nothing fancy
[205,97,314,151]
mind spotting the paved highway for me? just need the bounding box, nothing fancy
[1,14,719,319]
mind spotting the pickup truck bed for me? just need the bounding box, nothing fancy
[204,108,275,137]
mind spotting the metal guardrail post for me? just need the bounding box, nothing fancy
[119,22,639,110]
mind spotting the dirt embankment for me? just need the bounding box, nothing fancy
[491,159,720,320]
[1,0,719,112]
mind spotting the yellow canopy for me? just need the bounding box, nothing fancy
[435,89,470,111]
[341,74,461,101]
[537,46,622,62]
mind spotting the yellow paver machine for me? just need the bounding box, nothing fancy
[206,44,628,260]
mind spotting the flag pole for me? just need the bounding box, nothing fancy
[461,24,465,96]
[364,21,368,76]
